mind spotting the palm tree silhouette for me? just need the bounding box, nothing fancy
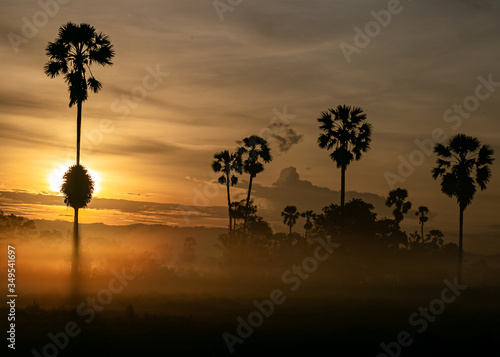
[61,165,94,299]
[44,22,114,166]
[432,134,494,284]
[415,206,429,243]
[281,205,299,236]
[45,22,113,302]
[238,136,272,233]
[386,188,412,224]
[301,210,316,240]
[317,105,372,215]
[211,150,242,234]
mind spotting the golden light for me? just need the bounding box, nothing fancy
[48,166,101,195]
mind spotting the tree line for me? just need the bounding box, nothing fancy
[212,106,494,284]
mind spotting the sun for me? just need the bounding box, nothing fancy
[48,166,101,195]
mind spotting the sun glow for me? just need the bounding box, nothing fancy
[48,166,101,195]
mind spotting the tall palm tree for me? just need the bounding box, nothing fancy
[44,22,115,166]
[211,150,242,233]
[281,205,300,236]
[415,206,429,243]
[317,105,372,215]
[301,210,316,240]
[61,165,94,299]
[239,136,272,233]
[45,22,113,302]
[432,134,494,284]
[386,188,412,224]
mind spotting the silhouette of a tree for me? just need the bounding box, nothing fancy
[301,210,316,240]
[386,188,412,224]
[0,210,36,238]
[317,105,372,214]
[230,200,256,231]
[61,164,94,299]
[281,205,299,236]
[432,133,494,284]
[415,206,429,243]
[44,22,114,166]
[45,22,113,302]
[425,229,444,249]
[238,136,272,234]
[211,150,242,234]
[408,229,444,251]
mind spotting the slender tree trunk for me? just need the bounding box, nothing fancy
[243,174,254,234]
[340,164,346,233]
[458,206,464,284]
[289,224,292,236]
[71,207,80,302]
[76,100,82,166]
[226,176,232,234]
[340,165,346,208]
[421,222,424,244]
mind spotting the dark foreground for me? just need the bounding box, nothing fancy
[5,286,500,357]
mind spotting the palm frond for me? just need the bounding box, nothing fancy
[87,77,102,93]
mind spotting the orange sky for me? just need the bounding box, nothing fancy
[1,0,499,251]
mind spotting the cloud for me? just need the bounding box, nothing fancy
[245,166,393,218]
[270,127,304,153]
[0,190,228,226]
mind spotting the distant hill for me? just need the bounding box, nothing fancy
[34,219,227,261]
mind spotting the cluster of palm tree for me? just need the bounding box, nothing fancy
[280,206,317,238]
[316,106,493,283]
[44,22,114,300]
[211,135,272,235]
[216,104,494,284]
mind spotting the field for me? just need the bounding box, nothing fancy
[8,279,500,356]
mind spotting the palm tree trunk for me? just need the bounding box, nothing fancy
[71,207,80,302]
[226,177,232,234]
[458,206,464,284]
[340,165,346,208]
[289,224,292,236]
[243,174,254,234]
[421,222,424,244]
[340,164,346,232]
[76,100,82,166]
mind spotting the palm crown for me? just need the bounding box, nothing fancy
[386,188,412,224]
[415,206,429,225]
[432,134,494,210]
[281,205,300,233]
[211,150,242,186]
[239,135,272,177]
[318,105,372,168]
[61,165,95,209]
[44,22,114,107]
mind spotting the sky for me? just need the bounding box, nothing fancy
[0,0,499,253]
